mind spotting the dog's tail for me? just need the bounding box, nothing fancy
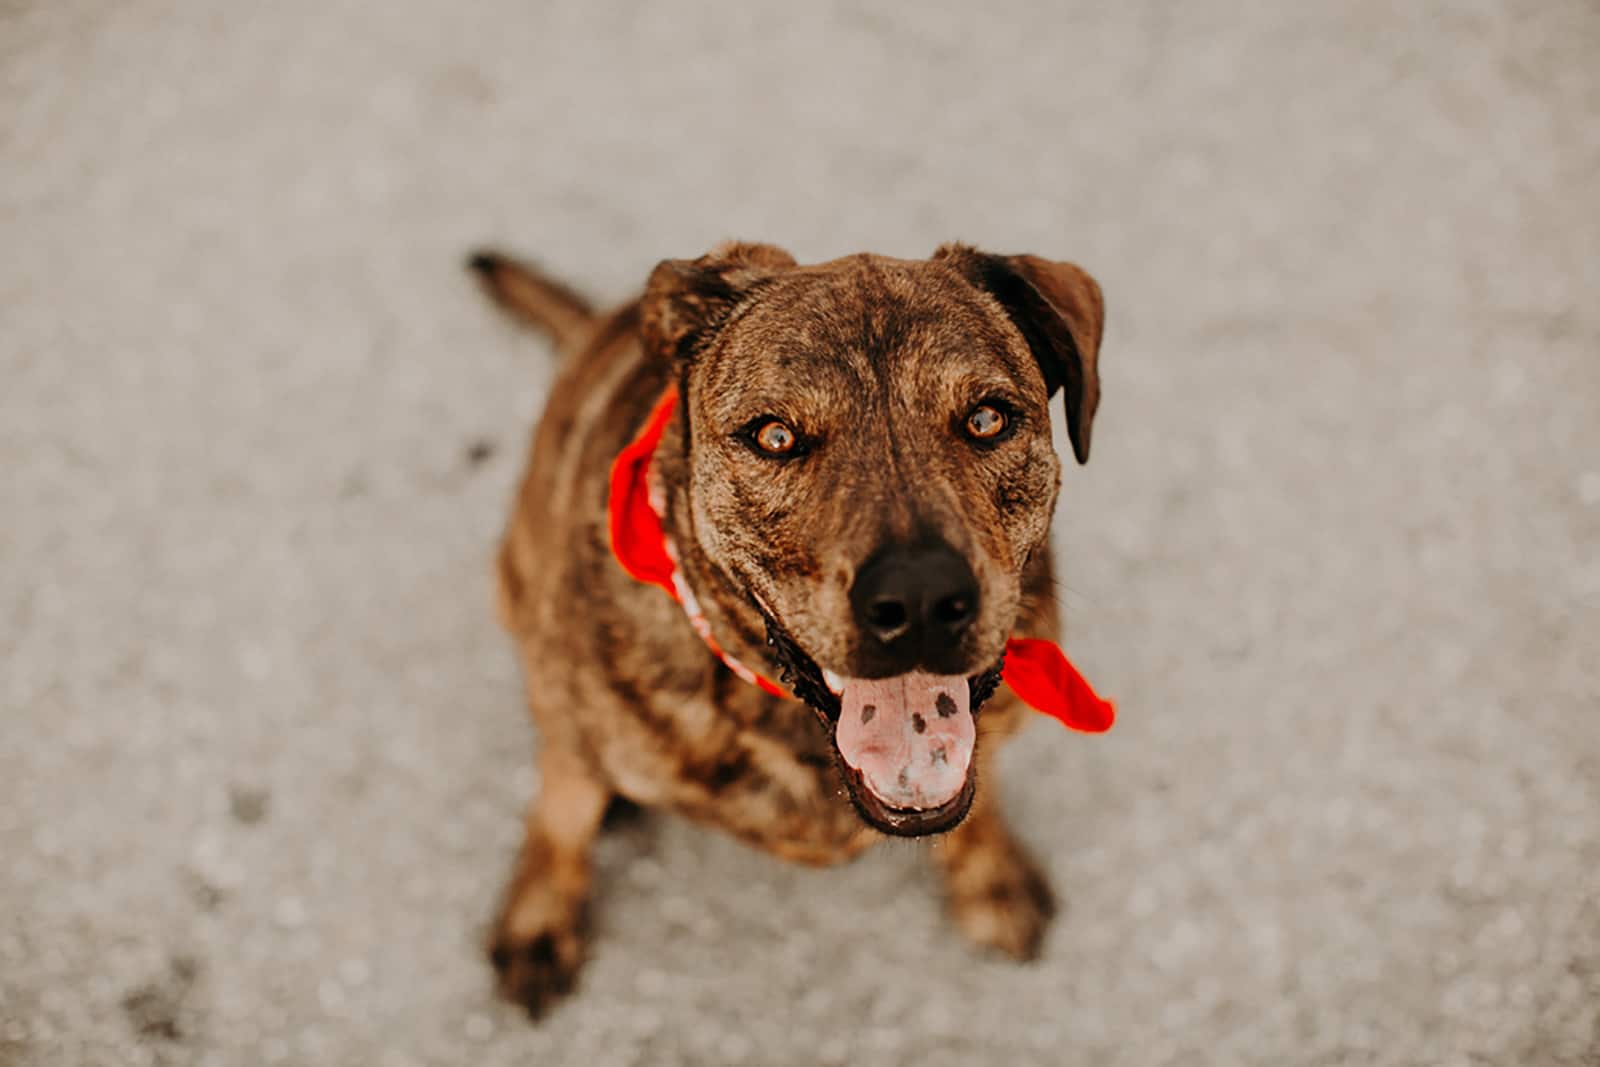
[467,250,597,351]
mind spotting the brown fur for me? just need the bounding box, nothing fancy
[470,241,1105,1018]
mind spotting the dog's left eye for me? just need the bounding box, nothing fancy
[964,403,1010,441]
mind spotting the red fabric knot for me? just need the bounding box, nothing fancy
[1001,637,1116,733]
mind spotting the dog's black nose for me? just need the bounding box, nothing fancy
[850,543,980,653]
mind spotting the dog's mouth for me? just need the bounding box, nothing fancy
[764,616,1003,837]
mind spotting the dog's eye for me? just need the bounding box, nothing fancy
[964,404,1009,441]
[753,420,798,455]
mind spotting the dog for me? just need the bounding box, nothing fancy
[468,240,1106,1018]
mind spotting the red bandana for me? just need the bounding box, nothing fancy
[607,388,1115,733]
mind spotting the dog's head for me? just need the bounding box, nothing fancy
[643,242,1104,836]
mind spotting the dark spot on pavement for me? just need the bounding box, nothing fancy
[228,786,269,826]
[912,712,927,734]
[433,64,497,106]
[936,693,957,718]
[339,471,369,499]
[185,872,224,912]
[861,704,876,724]
[466,438,497,466]
[121,956,198,1043]
[123,987,181,1041]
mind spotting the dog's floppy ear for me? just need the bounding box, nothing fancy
[936,244,1105,464]
[642,241,797,363]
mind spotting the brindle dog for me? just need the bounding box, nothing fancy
[469,241,1104,1018]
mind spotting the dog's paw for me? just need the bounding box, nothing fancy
[489,922,586,1019]
[945,845,1058,961]
[486,863,595,1023]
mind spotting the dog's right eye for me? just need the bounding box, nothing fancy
[756,421,795,453]
[742,418,802,458]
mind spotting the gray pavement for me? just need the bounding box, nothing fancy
[3,2,1598,1064]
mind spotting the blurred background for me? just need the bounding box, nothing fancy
[3,1,1598,1064]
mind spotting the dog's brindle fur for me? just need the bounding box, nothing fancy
[471,241,1105,1018]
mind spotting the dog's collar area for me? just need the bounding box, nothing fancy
[607,386,1115,734]
[762,613,841,718]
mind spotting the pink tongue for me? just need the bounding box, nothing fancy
[834,672,975,810]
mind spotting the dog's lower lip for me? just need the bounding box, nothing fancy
[843,764,976,836]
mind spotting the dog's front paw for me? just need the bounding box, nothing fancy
[486,863,595,1023]
[489,902,592,1023]
[944,840,1058,961]
[490,923,585,1019]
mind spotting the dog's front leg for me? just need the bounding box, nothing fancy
[489,746,610,1019]
[932,745,1058,961]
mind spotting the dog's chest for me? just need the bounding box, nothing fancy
[595,684,876,864]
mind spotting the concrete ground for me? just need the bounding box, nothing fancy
[3,1,1598,1064]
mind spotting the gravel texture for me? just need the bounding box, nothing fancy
[3,2,1598,1064]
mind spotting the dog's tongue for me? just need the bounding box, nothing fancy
[833,672,975,811]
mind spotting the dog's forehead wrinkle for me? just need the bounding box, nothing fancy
[712,262,1034,427]
[699,367,869,438]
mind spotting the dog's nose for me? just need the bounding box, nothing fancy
[850,543,980,652]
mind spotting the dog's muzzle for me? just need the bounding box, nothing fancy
[762,612,1004,837]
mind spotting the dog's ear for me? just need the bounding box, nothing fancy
[935,244,1105,464]
[642,242,797,363]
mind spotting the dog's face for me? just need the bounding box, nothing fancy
[644,243,1104,836]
